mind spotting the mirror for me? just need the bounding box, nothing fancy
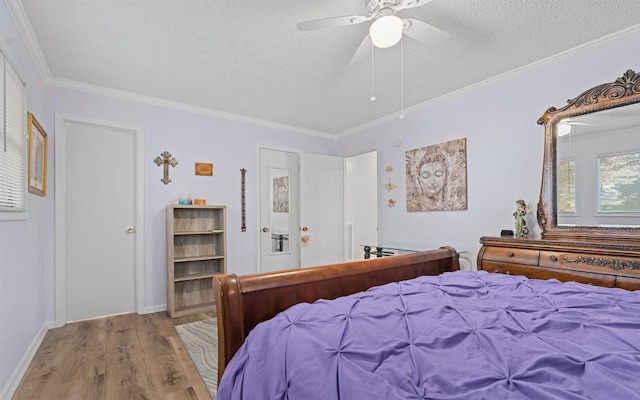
[538,69,640,242]
[269,167,291,253]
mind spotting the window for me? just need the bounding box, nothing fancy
[598,152,640,213]
[0,50,27,219]
[558,159,576,214]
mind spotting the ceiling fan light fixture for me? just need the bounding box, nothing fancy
[557,122,572,137]
[369,15,403,48]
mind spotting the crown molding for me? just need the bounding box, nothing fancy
[4,0,52,85]
[336,23,640,138]
[49,77,335,139]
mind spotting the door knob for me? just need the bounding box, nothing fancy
[302,226,308,232]
[262,227,269,232]
[127,227,135,233]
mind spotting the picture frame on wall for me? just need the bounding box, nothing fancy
[28,112,48,196]
[405,138,467,212]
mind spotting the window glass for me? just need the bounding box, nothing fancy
[558,159,576,213]
[598,152,640,213]
[1,51,27,218]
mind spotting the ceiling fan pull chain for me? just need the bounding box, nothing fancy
[370,43,376,102]
[399,37,406,119]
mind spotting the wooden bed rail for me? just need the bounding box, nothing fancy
[212,246,460,382]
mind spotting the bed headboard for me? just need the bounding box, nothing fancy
[212,246,460,381]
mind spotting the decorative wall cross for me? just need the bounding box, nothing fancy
[154,151,178,185]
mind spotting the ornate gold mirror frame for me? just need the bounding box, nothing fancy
[537,69,640,242]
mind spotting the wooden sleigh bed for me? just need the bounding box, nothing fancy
[212,247,640,400]
[212,246,461,381]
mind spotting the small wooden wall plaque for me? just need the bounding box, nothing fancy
[195,162,213,176]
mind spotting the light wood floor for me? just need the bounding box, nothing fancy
[12,311,215,400]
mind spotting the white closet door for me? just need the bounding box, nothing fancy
[64,121,136,321]
[300,153,344,267]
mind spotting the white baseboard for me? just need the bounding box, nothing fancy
[142,304,167,314]
[0,321,54,400]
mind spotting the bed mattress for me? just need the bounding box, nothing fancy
[217,270,640,399]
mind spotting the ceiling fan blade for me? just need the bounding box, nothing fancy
[402,18,449,46]
[349,35,373,66]
[297,15,370,31]
[397,0,435,11]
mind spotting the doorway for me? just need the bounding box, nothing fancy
[258,148,375,271]
[345,151,378,260]
[54,114,144,325]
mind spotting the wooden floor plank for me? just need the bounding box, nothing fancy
[62,374,105,400]
[12,311,215,400]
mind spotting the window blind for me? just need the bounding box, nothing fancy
[0,51,27,213]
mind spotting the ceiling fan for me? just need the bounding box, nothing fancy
[297,0,449,66]
[557,119,595,136]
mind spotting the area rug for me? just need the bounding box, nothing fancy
[175,318,218,399]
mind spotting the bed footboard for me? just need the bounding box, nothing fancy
[213,246,460,381]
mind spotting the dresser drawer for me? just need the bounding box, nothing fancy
[616,276,640,291]
[482,247,539,266]
[481,261,548,279]
[539,251,640,277]
[482,261,616,287]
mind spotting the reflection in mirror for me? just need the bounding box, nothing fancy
[269,167,291,254]
[556,104,640,227]
[538,69,640,241]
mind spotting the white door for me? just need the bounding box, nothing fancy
[259,148,300,272]
[55,115,143,324]
[300,153,345,267]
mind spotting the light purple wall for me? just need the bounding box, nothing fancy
[337,34,640,269]
[0,0,50,393]
[44,87,337,312]
[2,0,639,394]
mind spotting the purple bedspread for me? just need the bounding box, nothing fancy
[217,271,640,399]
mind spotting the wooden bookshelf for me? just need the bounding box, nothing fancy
[166,205,227,318]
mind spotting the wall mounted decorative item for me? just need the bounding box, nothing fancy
[383,178,397,192]
[195,162,213,176]
[240,168,247,232]
[27,112,48,196]
[405,138,467,212]
[154,151,178,185]
[383,165,397,206]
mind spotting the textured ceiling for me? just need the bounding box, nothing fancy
[10,0,640,137]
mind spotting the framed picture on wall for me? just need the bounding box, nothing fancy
[405,138,467,212]
[28,112,48,196]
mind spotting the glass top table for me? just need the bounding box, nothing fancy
[360,245,465,259]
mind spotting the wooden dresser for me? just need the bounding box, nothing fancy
[478,236,640,290]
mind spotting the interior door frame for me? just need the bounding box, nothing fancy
[54,113,145,327]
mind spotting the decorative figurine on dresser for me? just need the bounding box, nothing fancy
[479,69,640,290]
[513,199,531,237]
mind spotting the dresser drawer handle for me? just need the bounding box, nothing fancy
[506,251,514,257]
[549,255,558,261]
[505,271,511,275]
